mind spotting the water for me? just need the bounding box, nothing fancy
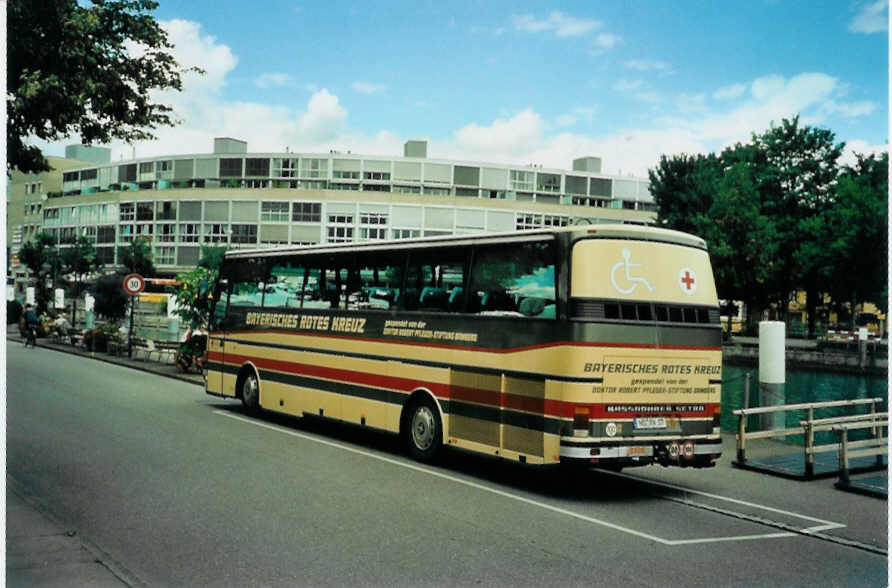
[721,362,888,445]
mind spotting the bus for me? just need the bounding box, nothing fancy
[205,224,723,470]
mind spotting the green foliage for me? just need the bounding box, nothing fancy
[119,237,156,276]
[19,232,58,277]
[7,0,203,174]
[648,115,884,334]
[199,246,227,272]
[169,266,216,329]
[91,273,129,322]
[7,300,24,325]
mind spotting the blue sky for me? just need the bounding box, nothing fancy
[42,0,889,176]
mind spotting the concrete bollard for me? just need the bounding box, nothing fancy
[759,321,786,433]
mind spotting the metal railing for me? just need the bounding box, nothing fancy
[832,421,889,487]
[733,397,885,477]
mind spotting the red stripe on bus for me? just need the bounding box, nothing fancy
[211,351,718,420]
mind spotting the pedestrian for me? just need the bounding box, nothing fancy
[23,304,39,348]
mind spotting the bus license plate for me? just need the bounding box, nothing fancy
[634,417,667,430]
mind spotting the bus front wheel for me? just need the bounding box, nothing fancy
[404,397,442,463]
[240,369,260,413]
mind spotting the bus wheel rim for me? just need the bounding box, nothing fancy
[411,406,436,451]
[243,373,258,405]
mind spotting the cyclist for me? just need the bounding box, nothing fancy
[23,304,39,348]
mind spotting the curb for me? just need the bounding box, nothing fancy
[6,335,204,387]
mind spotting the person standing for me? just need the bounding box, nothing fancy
[23,304,39,348]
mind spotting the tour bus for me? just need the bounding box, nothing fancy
[205,225,723,470]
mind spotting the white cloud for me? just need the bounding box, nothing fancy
[624,59,673,74]
[822,100,878,118]
[297,89,347,141]
[848,0,888,33]
[352,81,387,94]
[594,33,621,49]
[254,73,296,88]
[839,140,888,168]
[512,12,601,38]
[713,83,747,101]
[614,79,645,92]
[453,109,544,156]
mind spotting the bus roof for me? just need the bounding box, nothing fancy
[224,224,707,260]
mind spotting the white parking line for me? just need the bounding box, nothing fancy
[603,470,846,533]
[214,410,836,545]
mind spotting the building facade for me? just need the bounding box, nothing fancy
[8,139,657,284]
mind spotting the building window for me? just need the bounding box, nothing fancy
[220,158,243,178]
[455,188,478,197]
[298,180,327,190]
[156,201,177,221]
[423,186,450,196]
[245,158,270,177]
[293,202,321,222]
[156,224,177,243]
[97,226,116,243]
[261,201,290,222]
[120,202,135,221]
[119,224,134,242]
[136,202,154,221]
[516,213,542,230]
[299,158,327,179]
[391,229,421,240]
[204,223,229,243]
[363,171,390,181]
[360,213,387,225]
[179,223,200,243]
[135,223,154,237]
[331,183,359,191]
[359,228,387,240]
[543,214,569,227]
[230,224,258,245]
[244,179,268,188]
[536,173,560,193]
[510,170,535,191]
[155,246,176,265]
[363,184,390,192]
[273,158,298,178]
[333,170,359,179]
[327,226,353,243]
[139,162,154,174]
[393,185,421,194]
[327,214,354,243]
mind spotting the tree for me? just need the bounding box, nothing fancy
[7,0,201,174]
[649,152,721,234]
[19,232,60,314]
[90,273,129,322]
[119,237,156,276]
[61,236,101,325]
[824,152,889,325]
[169,246,227,329]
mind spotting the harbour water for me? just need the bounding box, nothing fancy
[721,362,888,445]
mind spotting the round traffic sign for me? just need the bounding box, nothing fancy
[123,273,146,295]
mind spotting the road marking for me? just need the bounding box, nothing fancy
[603,470,846,532]
[214,410,823,546]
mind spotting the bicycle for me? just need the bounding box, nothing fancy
[24,325,37,348]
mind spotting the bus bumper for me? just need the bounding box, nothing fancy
[559,439,722,468]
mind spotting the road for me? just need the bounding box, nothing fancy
[6,342,888,587]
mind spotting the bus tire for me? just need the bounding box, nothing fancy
[403,396,442,463]
[240,368,260,413]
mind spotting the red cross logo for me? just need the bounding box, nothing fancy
[678,268,697,295]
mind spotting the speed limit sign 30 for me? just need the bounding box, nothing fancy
[123,273,146,295]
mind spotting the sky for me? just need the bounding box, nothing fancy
[38,0,890,177]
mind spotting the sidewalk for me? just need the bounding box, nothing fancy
[6,333,202,588]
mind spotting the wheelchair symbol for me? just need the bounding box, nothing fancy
[610,248,654,295]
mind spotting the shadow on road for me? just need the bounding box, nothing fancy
[206,401,657,504]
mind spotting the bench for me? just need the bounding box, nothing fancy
[132,338,179,364]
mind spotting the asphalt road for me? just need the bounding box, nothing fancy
[7,342,888,587]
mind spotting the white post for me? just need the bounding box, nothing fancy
[759,321,786,432]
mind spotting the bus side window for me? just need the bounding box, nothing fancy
[470,240,556,318]
[210,279,230,331]
[403,247,467,313]
[267,258,305,309]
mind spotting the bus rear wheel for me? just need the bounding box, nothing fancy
[404,397,442,463]
[240,369,260,413]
